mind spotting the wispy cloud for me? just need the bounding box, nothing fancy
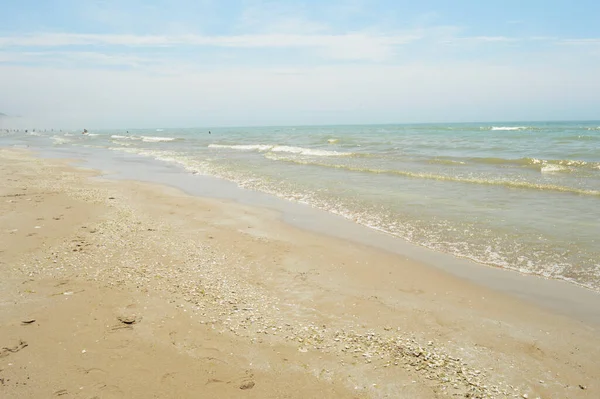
[556,38,600,46]
[0,50,147,68]
[0,32,418,47]
[441,36,520,45]
[4,30,600,69]
[0,32,421,61]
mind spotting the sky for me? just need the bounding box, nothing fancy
[1,0,599,128]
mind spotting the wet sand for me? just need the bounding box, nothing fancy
[0,148,599,399]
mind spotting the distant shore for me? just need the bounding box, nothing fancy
[0,147,598,399]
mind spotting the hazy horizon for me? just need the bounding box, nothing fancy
[1,1,600,128]
[3,119,600,132]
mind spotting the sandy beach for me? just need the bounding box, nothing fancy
[1,147,599,399]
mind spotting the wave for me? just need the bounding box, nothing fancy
[327,138,339,144]
[541,164,568,173]
[140,136,177,142]
[111,140,134,147]
[51,136,71,145]
[270,145,351,157]
[529,158,597,168]
[209,143,353,157]
[109,134,178,143]
[111,135,136,140]
[109,147,210,175]
[428,158,466,166]
[267,157,600,197]
[489,126,528,131]
[209,144,272,151]
[466,156,599,171]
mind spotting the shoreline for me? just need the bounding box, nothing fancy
[1,147,599,398]
[34,144,600,326]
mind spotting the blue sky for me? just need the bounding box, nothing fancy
[1,0,599,128]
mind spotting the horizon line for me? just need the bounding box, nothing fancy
[3,119,600,130]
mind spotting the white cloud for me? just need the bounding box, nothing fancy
[557,38,600,45]
[0,33,173,47]
[0,32,418,47]
[0,50,147,67]
[0,32,421,62]
[0,30,540,64]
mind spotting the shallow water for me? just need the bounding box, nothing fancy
[3,121,599,291]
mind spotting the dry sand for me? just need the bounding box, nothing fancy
[0,148,599,399]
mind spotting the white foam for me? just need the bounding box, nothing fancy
[111,135,134,139]
[209,144,272,151]
[141,136,176,142]
[270,146,350,157]
[209,144,351,156]
[51,136,71,144]
[109,147,209,175]
[541,164,567,173]
[112,140,133,147]
[327,138,339,144]
[490,126,527,131]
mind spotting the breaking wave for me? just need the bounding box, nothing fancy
[266,157,600,197]
[209,144,353,157]
[140,136,177,142]
[110,135,179,143]
[209,144,272,151]
[490,126,528,131]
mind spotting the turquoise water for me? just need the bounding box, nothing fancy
[2,122,600,291]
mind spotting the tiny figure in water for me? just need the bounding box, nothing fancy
[209,130,211,134]
[82,129,88,135]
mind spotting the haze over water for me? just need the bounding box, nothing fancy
[3,121,599,291]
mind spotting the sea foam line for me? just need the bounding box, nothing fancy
[489,126,528,131]
[140,136,177,142]
[110,135,178,142]
[469,156,599,171]
[209,144,272,151]
[267,156,600,197]
[208,143,352,157]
